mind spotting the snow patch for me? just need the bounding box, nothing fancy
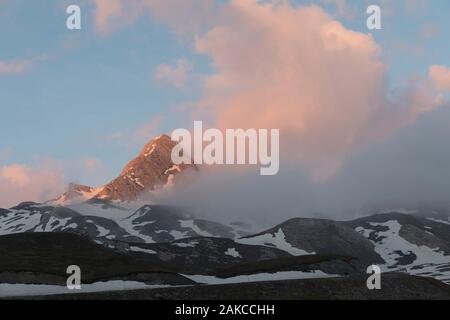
[427,218,450,225]
[172,241,198,248]
[170,230,188,240]
[184,270,338,285]
[179,220,213,237]
[356,220,450,270]
[0,281,170,298]
[224,248,242,258]
[236,228,312,256]
[129,246,157,255]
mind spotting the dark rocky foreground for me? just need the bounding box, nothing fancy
[11,273,450,300]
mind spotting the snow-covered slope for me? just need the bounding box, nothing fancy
[347,212,450,283]
[2,200,450,285]
[125,237,293,274]
[0,201,240,244]
[238,218,383,267]
[0,202,140,242]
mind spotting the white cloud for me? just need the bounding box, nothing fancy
[154,59,193,89]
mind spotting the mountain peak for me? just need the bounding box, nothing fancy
[94,134,197,202]
[49,183,98,205]
[133,134,173,166]
[47,134,197,205]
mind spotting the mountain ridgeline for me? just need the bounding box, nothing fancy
[1,133,450,298]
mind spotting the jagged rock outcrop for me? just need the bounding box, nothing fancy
[95,135,197,202]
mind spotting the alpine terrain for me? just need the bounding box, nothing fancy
[1,134,449,300]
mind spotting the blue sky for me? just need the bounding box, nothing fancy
[1,0,450,187]
[1,0,201,182]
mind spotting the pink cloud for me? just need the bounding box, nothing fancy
[0,59,32,75]
[90,0,445,180]
[92,0,217,36]
[194,2,385,178]
[93,0,143,35]
[0,163,65,208]
[192,1,442,180]
[0,156,110,208]
[429,65,450,92]
[155,59,192,89]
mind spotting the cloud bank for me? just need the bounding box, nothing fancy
[92,0,444,178]
[149,1,450,222]
[193,1,442,179]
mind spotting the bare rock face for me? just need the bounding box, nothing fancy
[95,135,197,202]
